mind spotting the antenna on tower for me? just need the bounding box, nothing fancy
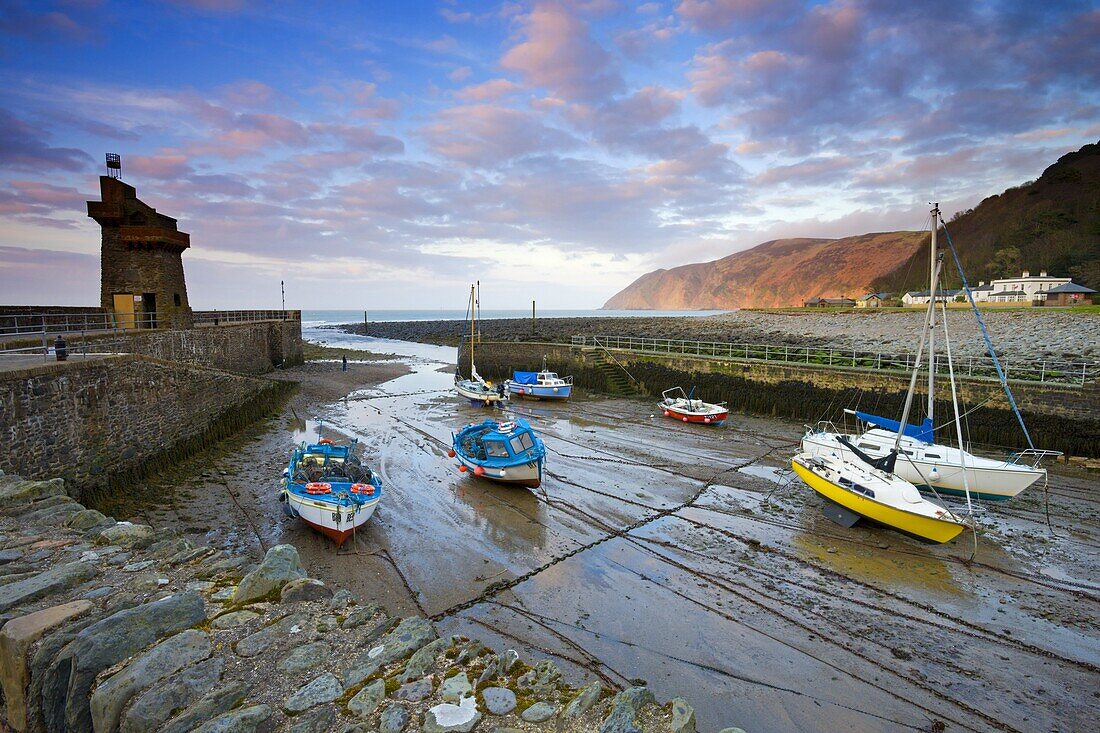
[105,153,122,179]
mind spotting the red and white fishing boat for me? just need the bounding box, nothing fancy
[658,387,729,425]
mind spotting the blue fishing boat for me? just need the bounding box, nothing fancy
[505,364,573,400]
[280,428,382,547]
[449,418,546,487]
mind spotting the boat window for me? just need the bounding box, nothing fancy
[925,453,941,459]
[901,449,914,456]
[857,443,878,451]
[544,373,557,379]
[483,440,509,457]
[509,432,534,453]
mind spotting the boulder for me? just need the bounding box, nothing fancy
[347,678,386,717]
[160,681,251,733]
[21,501,82,526]
[0,600,92,732]
[393,677,433,702]
[0,560,98,614]
[400,637,449,682]
[341,601,383,629]
[423,697,481,733]
[517,659,563,697]
[0,478,72,508]
[90,628,212,733]
[329,588,354,609]
[234,611,309,657]
[277,641,329,674]
[281,577,333,603]
[379,704,410,733]
[284,672,344,713]
[481,687,516,715]
[41,591,206,732]
[342,616,437,687]
[289,704,337,733]
[440,672,471,703]
[64,509,111,532]
[211,610,260,630]
[191,703,273,733]
[521,701,558,723]
[562,681,603,719]
[234,544,306,604]
[670,697,696,733]
[95,523,156,550]
[599,687,655,733]
[120,657,225,733]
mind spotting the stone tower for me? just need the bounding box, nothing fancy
[87,176,192,328]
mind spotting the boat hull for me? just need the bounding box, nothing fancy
[791,459,965,544]
[663,407,728,425]
[455,380,506,405]
[454,452,542,488]
[800,432,1042,500]
[507,383,571,400]
[284,492,379,548]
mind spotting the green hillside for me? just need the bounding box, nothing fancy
[873,140,1100,293]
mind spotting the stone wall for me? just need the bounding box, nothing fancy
[464,341,1100,458]
[0,474,696,733]
[0,356,295,501]
[119,320,305,373]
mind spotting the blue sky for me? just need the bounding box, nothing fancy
[1,0,1097,309]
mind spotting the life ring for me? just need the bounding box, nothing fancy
[305,482,332,494]
[319,439,334,445]
[350,483,376,495]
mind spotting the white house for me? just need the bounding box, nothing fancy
[987,270,1070,303]
[902,288,962,306]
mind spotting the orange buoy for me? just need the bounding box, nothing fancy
[458,465,468,473]
[447,449,456,458]
[474,465,486,476]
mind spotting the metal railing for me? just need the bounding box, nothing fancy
[570,335,1099,386]
[192,310,300,326]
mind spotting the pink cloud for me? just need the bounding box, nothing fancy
[127,154,194,179]
[448,66,473,82]
[676,0,796,30]
[421,104,578,166]
[501,3,623,101]
[218,80,276,109]
[455,79,523,102]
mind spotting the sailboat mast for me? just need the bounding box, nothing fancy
[469,284,476,376]
[927,204,939,424]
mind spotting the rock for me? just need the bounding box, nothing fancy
[0,600,92,732]
[599,687,655,733]
[0,548,24,564]
[233,544,306,604]
[281,577,333,603]
[234,611,309,657]
[96,522,157,550]
[121,657,225,733]
[277,640,330,674]
[441,672,472,703]
[329,588,354,609]
[347,678,386,717]
[401,637,450,682]
[289,704,337,733]
[64,509,111,531]
[380,704,410,733]
[160,681,251,733]
[670,697,696,733]
[454,640,486,664]
[716,729,748,733]
[82,586,114,600]
[424,697,482,733]
[42,591,206,733]
[394,677,433,701]
[148,537,192,559]
[191,703,273,733]
[562,681,603,719]
[122,559,155,572]
[343,616,437,687]
[481,687,517,715]
[499,648,520,674]
[169,546,215,566]
[212,610,260,629]
[0,478,72,507]
[21,502,83,526]
[211,587,235,602]
[341,601,383,628]
[284,671,344,712]
[187,580,216,593]
[90,628,212,733]
[518,659,562,697]
[521,701,558,723]
[0,560,98,613]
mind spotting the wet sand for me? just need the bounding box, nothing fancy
[123,334,1099,732]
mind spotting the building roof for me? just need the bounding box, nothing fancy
[904,289,962,298]
[970,283,993,292]
[1040,282,1097,294]
[857,292,891,301]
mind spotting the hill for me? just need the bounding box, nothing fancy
[602,232,927,309]
[873,140,1100,293]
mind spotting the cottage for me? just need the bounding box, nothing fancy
[901,289,962,306]
[804,297,855,308]
[1036,282,1096,306]
[986,270,1069,303]
[855,292,891,308]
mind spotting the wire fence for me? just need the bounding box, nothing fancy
[571,335,1098,386]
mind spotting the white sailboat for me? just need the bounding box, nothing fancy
[801,204,1059,501]
[454,282,507,407]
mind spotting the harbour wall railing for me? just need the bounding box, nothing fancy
[571,335,1098,387]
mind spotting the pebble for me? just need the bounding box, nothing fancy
[283,672,343,713]
[481,687,516,715]
[379,704,409,733]
[392,677,432,702]
[277,641,330,674]
[211,610,260,629]
[440,672,472,703]
[347,679,385,717]
[520,702,558,723]
[424,697,481,733]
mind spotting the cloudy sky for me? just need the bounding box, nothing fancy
[1,1,1097,310]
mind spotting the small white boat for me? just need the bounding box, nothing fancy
[658,386,728,425]
[505,365,573,400]
[455,282,507,407]
[791,450,966,544]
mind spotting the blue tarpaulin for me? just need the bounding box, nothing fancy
[854,410,934,444]
[511,371,539,385]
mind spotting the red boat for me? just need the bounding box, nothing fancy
[658,387,728,425]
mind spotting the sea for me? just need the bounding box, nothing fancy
[301,309,730,326]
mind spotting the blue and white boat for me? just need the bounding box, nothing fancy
[450,418,546,487]
[455,283,507,407]
[281,429,382,547]
[505,365,573,400]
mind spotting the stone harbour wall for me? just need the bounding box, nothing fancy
[463,341,1100,459]
[0,356,295,501]
[0,473,711,733]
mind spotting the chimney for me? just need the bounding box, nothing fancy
[1040,270,1048,277]
[1022,270,1030,278]
[978,281,985,287]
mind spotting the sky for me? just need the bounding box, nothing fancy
[0,1,1097,310]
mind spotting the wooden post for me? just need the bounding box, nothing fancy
[363,311,367,335]
[531,300,535,336]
